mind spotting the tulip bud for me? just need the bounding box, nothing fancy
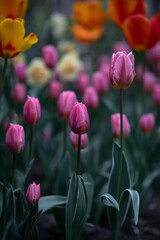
[23,96,41,125]
[139,113,155,133]
[92,71,109,94]
[69,131,88,149]
[48,80,63,100]
[136,64,143,82]
[143,71,156,93]
[11,83,27,104]
[83,86,99,110]
[14,62,26,82]
[26,182,40,204]
[69,102,90,134]
[6,123,25,153]
[42,45,58,69]
[152,84,160,105]
[76,72,89,94]
[110,51,136,88]
[111,113,130,139]
[57,91,77,119]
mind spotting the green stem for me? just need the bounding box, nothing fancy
[28,125,33,162]
[0,58,8,104]
[1,182,7,237]
[12,153,16,186]
[63,119,67,154]
[76,135,81,175]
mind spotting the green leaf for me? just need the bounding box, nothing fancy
[101,193,119,211]
[120,189,140,225]
[107,143,131,236]
[24,159,34,184]
[38,196,66,214]
[6,186,16,222]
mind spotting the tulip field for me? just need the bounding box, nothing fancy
[1,0,160,240]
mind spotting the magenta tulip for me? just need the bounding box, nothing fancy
[139,113,155,133]
[69,131,88,149]
[111,113,130,139]
[83,86,99,110]
[26,182,40,204]
[42,45,58,69]
[23,96,41,125]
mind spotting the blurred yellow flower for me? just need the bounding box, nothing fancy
[50,13,68,39]
[27,58,52,87]
[57,40,78,54]
[0,0,28,19]
[0,16,38,58]
[56,52,83,83]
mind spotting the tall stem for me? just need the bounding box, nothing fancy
[76,135,81,175]
[1,182,7,236]
[28,125,33,162]
[120,89,123,163]
[12,153,16,186]
[63,119,67,154]
[0,58,8,104]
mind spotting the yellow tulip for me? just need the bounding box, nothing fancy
[0,16,38,58]
[0,0,28,19]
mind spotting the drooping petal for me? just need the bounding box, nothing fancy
[18,33,38,53]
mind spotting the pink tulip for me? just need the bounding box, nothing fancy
[136,64,143,82]
[98,55,110,67]
[42,45,58,69]
[6,123,25,153]
[69,131,88,149]
[110,51,136,88]
[26,182,40,204]
[11,83,27,104]
[76,72,89,94]
[14,62,26,82]
[152,84,160,105]
[23,96,41,125]
[83,86,99,110]
[57,91,77,119]
[99,63,110,83]
[43,129,51,142]
[112,41,131,54]
[48,80,63,100]
[111,113,130,139]
[143,71,157,93]
[69,102,90,134]
[139,113,155,133]
[92,71,109,95]
[146,42,160,65]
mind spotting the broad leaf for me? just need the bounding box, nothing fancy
[101,193,119,211]
[38,196,66,214]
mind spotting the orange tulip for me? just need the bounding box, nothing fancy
[108,0,146,27]
[0,0,28,19]
[71,24,103,44]
[0,16,38,58]
[72,1,107,28]
[122,14,160,51]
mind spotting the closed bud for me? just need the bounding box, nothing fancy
[23,96,41,125]
[57,91,77,119]
[110,51,136,88]
[6,123,25,153]
[69,102,90,134]
[42,45,58,69]
[92,71,109,94]
[76,72,89,94]
[69,131,88,149]
[83,86,99,110]
[111,113,130,139]
[26,182,40,204]
[14,62,26,82]
[152,84,160,105]
[136,64,143,82]
[139,113,155,133]
[11,83,27,104]
[48,80,63,100]
[143,71,156,93]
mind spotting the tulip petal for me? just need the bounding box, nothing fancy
[122,14,150,51]
[146,16,160,49]
[18,33,38,52]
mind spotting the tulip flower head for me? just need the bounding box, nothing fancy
[69,131,88,149]
[139,113,155,133]
[152,84,160,105]
[26,182,40,204]
[111,113,130,139]
[11,83,26,104]
[0,16,38,58]
[110,51,136,89]
[83,86,99,110]
[48,80,63,101]
[42,45,58,69]
[143,71,157,93]
[6,123,25,153]
[92,71,109,94]
[23,96,41,125]
[57,91,77,119]
[14,62,26,82]
[69,102,90,134]
[76,72,89,94]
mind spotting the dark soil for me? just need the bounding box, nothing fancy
[37,194,160,240]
